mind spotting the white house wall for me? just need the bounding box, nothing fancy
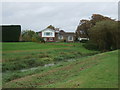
[42,29,55,37]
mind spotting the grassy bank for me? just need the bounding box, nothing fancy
[2,42,118,88]
[3,50,118,88]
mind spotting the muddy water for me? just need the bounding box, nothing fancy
[20,63,55,72]
[20,58,76,72]
[44,63,55,67]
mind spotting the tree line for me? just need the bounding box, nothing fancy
[21,14,119,51]
[76,14,119,51]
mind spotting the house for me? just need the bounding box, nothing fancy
[38,28,75,42]
[57,30,75,42]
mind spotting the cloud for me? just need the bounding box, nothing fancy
[2,2,118,32]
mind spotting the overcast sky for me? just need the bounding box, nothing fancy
[2,2,118,32]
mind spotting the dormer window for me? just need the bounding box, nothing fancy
[44,32,53,36]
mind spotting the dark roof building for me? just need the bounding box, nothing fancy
[38,28,75,42]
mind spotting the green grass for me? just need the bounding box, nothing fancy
[2,42,118,88]
[2,42,98,72]
[3,50,118,88]
[2,42,88,51]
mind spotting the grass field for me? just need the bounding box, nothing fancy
[2,42,118,88]
[2,42,98,72]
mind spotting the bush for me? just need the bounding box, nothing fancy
[80,39,89,43]
[31,34,41,42]
[22,30,35,42]
[40,38,45,43]
[83,41,99,50]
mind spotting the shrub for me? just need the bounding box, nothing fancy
[22,30,35,42]
[83,41,99,50]
[31,34,41,42]
[40,38,45,43]
[80,39,89,43]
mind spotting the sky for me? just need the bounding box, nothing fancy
[1,2,118,32]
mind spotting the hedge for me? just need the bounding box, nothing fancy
[1,25,21,42]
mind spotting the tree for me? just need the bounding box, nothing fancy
[31,33,40,42]
[90,14,112,26]
[76,14,113,39]
[88,20,119,51]
[76,19,91,38]
[22,30,35,42]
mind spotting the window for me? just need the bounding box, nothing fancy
[68,36,73,41]
[49,38,53,41]
[44,32,53,36]
[58,35,63,39]
[46,32,50,36]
